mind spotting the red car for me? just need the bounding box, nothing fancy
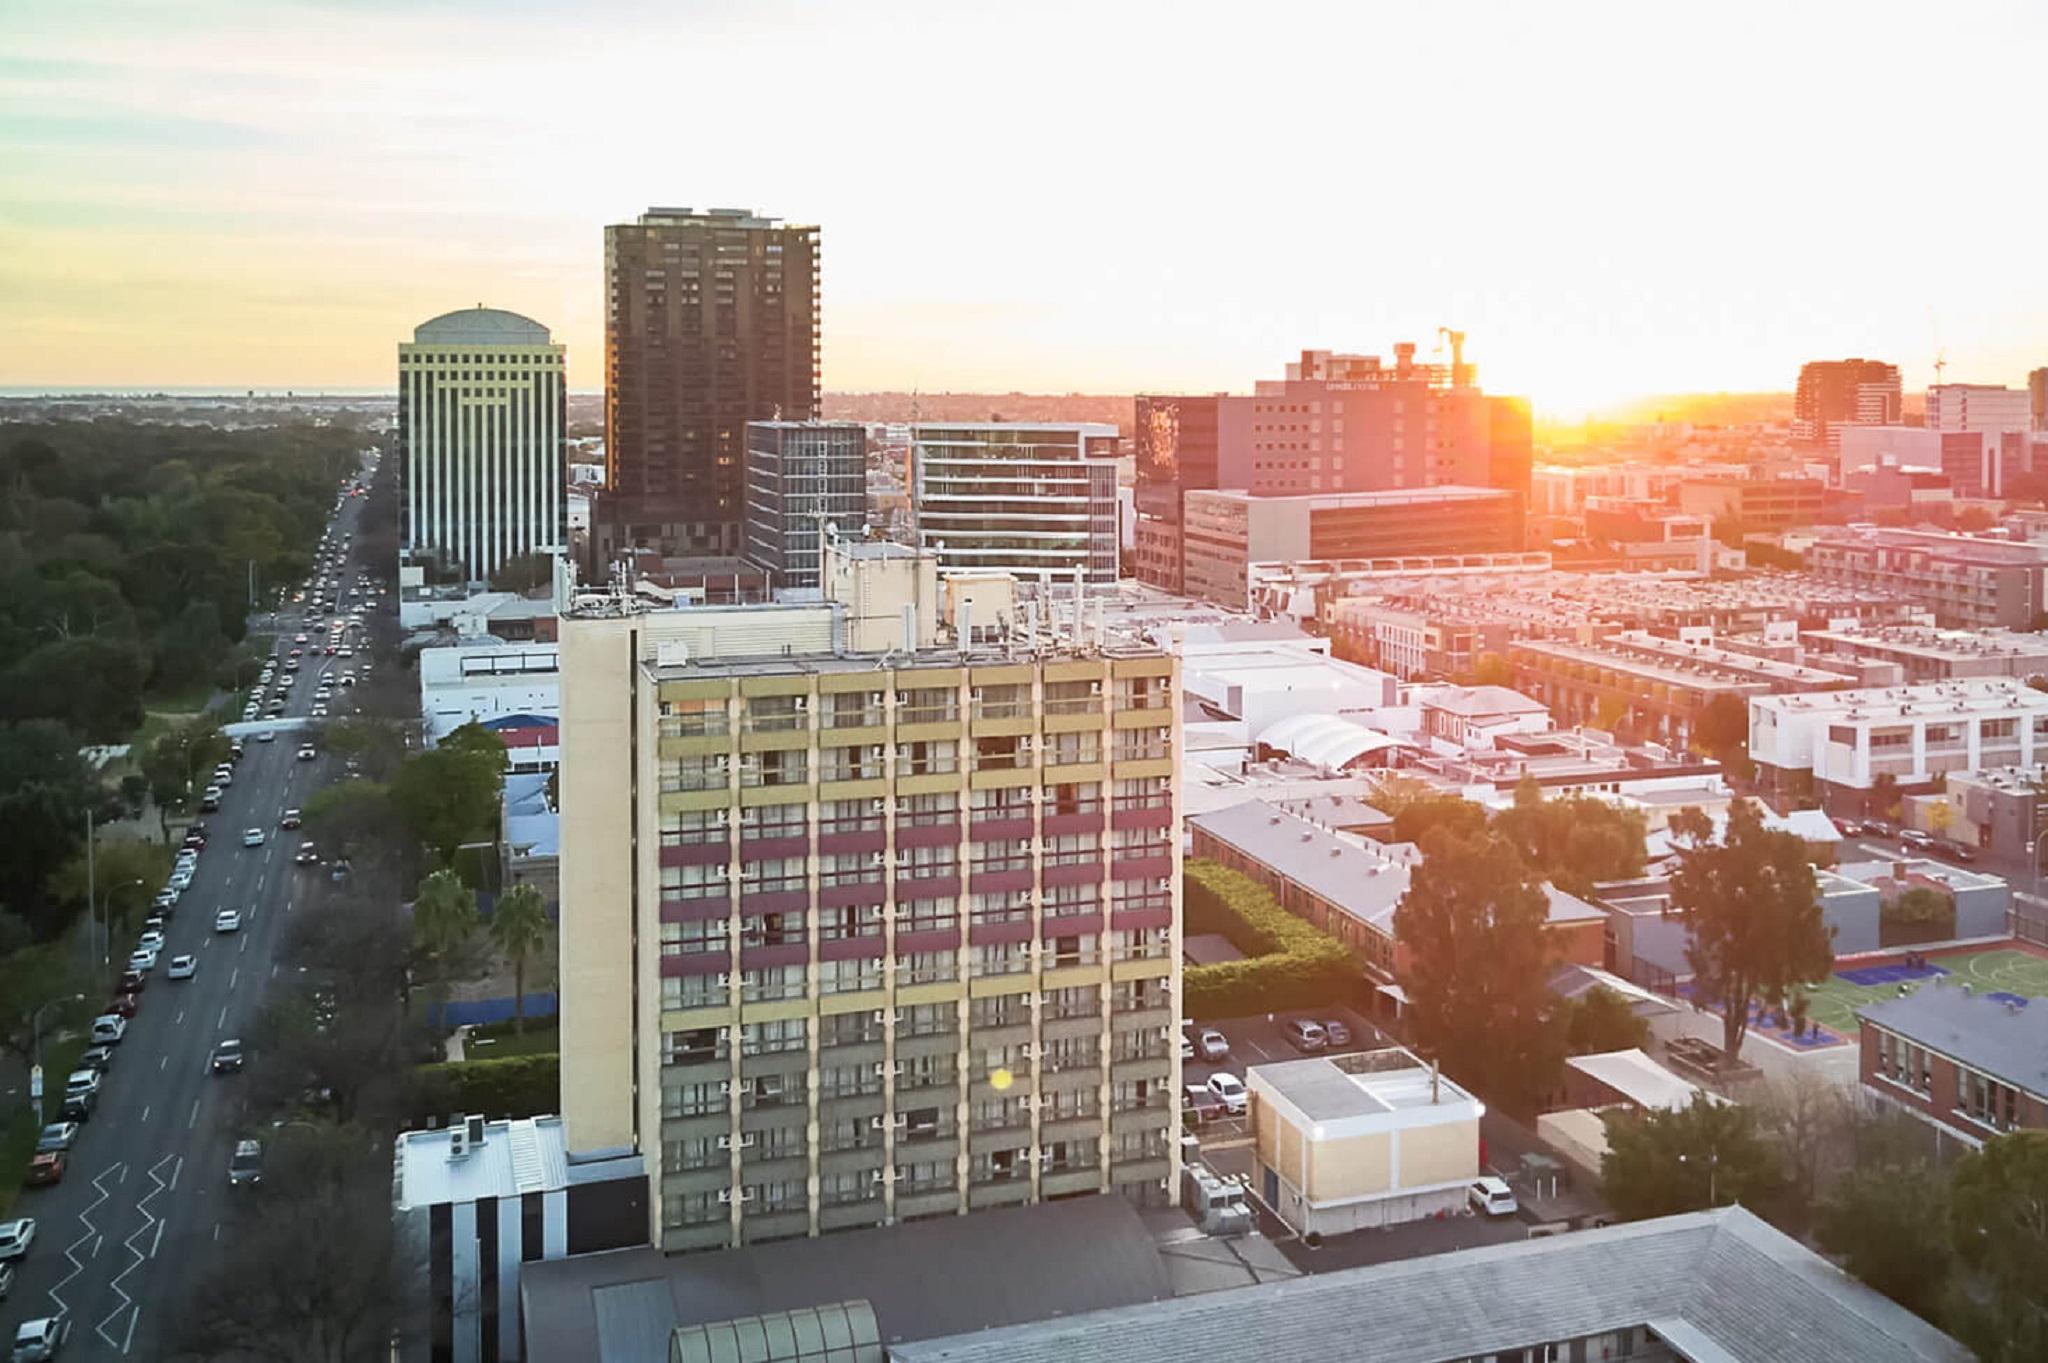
[107,993,139,1019]
[26,1150,66,1185]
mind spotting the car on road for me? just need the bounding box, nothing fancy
[295,842,320,866]
[23,1152,65,1188]
[297,745,317,761]
[1205,1073,1248,1115]
[0,1260,13,1298]
[211,1039,245,1073]
[257,729,277,743]
[168,866,195,892]
[154,889,181,914]
[196,788,221,813]
[1195,1028,1231,1062]
[310,704,329,718]
[0,1220,34,1261]
[105,992,138,1019]
[139,928,165,953]
[90,1014,126,1045]
[243,827,266,847]
[1900,829,1937,853]
[13,1316,70,1361]
[79,1045,114,1074]
[34,1124,78,1154]
[280,808,303,829]
[124,946,156,973]
[1468,1175,1519,1218]
[229,1139,264,1187]
[56,1087,94,1122]
[168,953,197,980]
[119,969,147,995]
[1935,841,1977,863]
[1284,1018,1330,1053]
[1178,1031,1194,1061]
[215,908,243,933]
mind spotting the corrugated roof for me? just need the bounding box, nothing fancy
[890,1208,1970,1363]
[1857,979,2048,1098]
[394,1116,571,1208]
[1566,1048,1716,1112]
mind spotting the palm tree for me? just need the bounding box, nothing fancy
[412,868,478,1033]
[489,884,550,1035]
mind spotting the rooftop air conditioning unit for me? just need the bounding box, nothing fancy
[447,1126,471,1160]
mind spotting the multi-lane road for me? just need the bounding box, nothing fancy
[5,485,376,1359]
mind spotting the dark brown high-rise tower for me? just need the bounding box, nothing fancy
[596,207,820,564]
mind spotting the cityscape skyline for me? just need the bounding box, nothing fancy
[6,0,2048,416]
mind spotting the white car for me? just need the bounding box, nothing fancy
[310,704,329,718]
[127,947,158,973]
[296,746,317,762]
[90,1015,126,1044]
[243,828,265,848]
[1206,1073,1248,1115]
[215,908,243,933]
[257,730,277,743]
[167,954,197,980]
[1469,1175,1519,1218]
[12,1317,69,1362]
[138,929,165,953]
[0,1218,34,1261]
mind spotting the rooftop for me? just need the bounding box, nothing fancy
[1816,525,2048,565]
[1197,483,1509,510]
[1834,857,2007,896]
[394,1116,574,1207]
[1250,1046,1482,1124]
[409,306,552,346]
[1567,1048,1717,1112]
[1804,623,2048,662]
[1420,684,1548,717]
[1750,676,2048,721]
[890,1207,1969,1363]
[1857,979,2048,1098]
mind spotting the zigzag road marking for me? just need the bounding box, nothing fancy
[50,1161,124,1323]
[101,1152,179,1354]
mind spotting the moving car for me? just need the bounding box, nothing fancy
[296,745,317,762]
[229,1139,264,1187]
[14,1317,70,1361]
[211,1039,245,1074]
[1284,1018,1330,1053]
[89,1015,126,1045]
[1468,1175,1519,1218]
[295,842,320,866]
[23,1153,65,1188]
[1205,1073,1248,1115]
[1900,829,1937,853]
[1195,1029,1231,1062]
[215,908,243,933]
[0,1219,34,1261]
[243,828,265,848]
[167,954,197,980]
[279,808,303,829]
[258,729,276,742]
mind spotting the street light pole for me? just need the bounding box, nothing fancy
[97,877,145,971]
[30,994,85,1116]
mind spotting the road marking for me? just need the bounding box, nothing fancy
[189,1098,200,1129]
[53,1163,123,1321]
[229,967,239,991]
[174,1009,184,1026]
[218,1005,228,1028]
[141,1104,150,1123]
[212,1222,220,1241]
[271,963,278,979]
[240,933,249,954]
[158,1055,167,1072]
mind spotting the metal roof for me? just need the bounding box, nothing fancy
[890,1208,1970,1363]
[1857,979,2048,1099]
[410,306,551,345]
[393,1116,570,1208]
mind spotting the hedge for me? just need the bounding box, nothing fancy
[411,1052,560,1124]
[1182,859,1354,1019]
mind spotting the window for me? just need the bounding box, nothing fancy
[899,1003,956,1037]
[662,1082,727,1118]
[662,1027,724,1065]
[740,1018,807,1055]
[662,1136,720,1174]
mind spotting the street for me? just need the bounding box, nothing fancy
[4,484,373,1358]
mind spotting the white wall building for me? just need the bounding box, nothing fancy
[419,639,561,763]
[1925,384,2032,435]
[1750,678,2048,794]
[909,422,1121,584]
[398,307,567,586]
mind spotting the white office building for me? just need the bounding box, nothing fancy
[910,423,1121,584]
[1750,677,2048,797]
[398,307,567,586]
[1925,384,2032,435]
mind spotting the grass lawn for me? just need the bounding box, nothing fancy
[464,1018,559,1060]
[0,1032,90,1215]
[1803,945,2048,1037]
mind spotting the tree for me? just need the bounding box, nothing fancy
[303,780,406,862]
[1669,799,1833,1069]
[1601,1094,1782,1221]
[1563,985,1648,1055]
[0,719,107,937]
[1870,771,1902,821]
[1365,773,1439,817]
[1492,779,1646,894]
[1693,692,1749,762]
[1815,1160,1953,1319]
[320,716,407,782]
[1392,829,1563,1115]
[489,884,551,1034]
[1752,1069,1853,1229]
[412,868,481,1032]
[1948,1131,2048,1359]
[140,715,230,835]
[1389,795,1490,848]
[1926,798,1957,839]
[390,724,507,864]
[0,942,92,1068]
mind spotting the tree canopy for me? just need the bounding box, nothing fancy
[1600,1093,1782,1221]
[390,722,508,864]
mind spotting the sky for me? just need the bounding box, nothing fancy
[4,0,2047,417]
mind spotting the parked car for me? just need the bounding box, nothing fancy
[1321,1018,1354,1047]
[1937,841,1977,863]
[23,1152,65,1189]
[79,1045,114,1074]
[126,950,157,975]
[215,908,243,933]
[1195,1029,1231,1063]
[1178,1031,1195,1062]
[34,1124,78,1154]
[1181,1084,1225,1125]
[167,954,197,980]
[1469,1175,1519,1218]
[0,1260,15,1298]
[138,929,164,953]
[295,842,320,866]
[1205,1073,1248,1115]
[1284,1018,1330,1053]
[229,1139,264,1187]
[13,1317,69,1362]
[196,789,221,814]
[1901,829,1937,853]
[105,993,138,1019]
[57,1088,95,1123]
[211,1039,244,1074]
[119,970,147,995]
[0,1219,34,1261]
[89,1015,126,1045]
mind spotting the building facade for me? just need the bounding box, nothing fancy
[1858,982,2048,1146]
[1749,678,2048,804]
[1675,474,1826,531]
[1793,358,1901,449]
[909,423,1121,584]
[1809,526,2048,629]
[1181,486,1518,608]
[558,579,1184,1252]
[1925,383,2033,435]
[599,208,821,561]
[743,422,866,590]
[397,307,567,585]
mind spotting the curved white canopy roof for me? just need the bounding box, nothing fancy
[1256,712,1399,770]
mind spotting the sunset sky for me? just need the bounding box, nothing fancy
[4,0,2045,416]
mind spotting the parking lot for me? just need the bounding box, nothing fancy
[1181,1003,1386,1154]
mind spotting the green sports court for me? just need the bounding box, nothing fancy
[1800,945,2048,1039]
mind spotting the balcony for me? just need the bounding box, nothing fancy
[1110,1102,1172,1135]
[661,841,731,867]
[1042,808,1105,837]
[659,893,733,924]
[967,1178,1032,1211]
[736,1152,808,1183]
[740,1210,810,1243]
[896,819,961,849]
[817,1090,887,1123]
[1041,1166,1105,1198]
[818,1144,887,1178]
[968,812,1034,843]
[895,1187,962,1220]
[818,1199,885,1233]
[1043,860,1105,889]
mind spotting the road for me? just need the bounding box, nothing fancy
[5,477,376,1358]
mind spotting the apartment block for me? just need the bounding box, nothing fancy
[910,423,1121,584]
[1802,624,2048,684]
[598,207,821,561]
[558,559,1184,1252]
[743,421,866,590]
[397,307,567,585]
[1809,526,2048,629]
[1793,358,1901,449]
[1675,474,1826,531]
[1859,981,2048,1146]
[1182,486,1517,608]
[1925,383,2033,435]
[1749,678,2048,803]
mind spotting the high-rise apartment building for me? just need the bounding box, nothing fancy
[1792,358,1901,449]
[396,307,567,584]
[598,208,821,564]
[2030,367,2048,431]
[1131,395,1226,593]
[1924,383,2032,435]
[558,540,1183,1252]
[909,423,1121,584]
[743,421,867,590]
